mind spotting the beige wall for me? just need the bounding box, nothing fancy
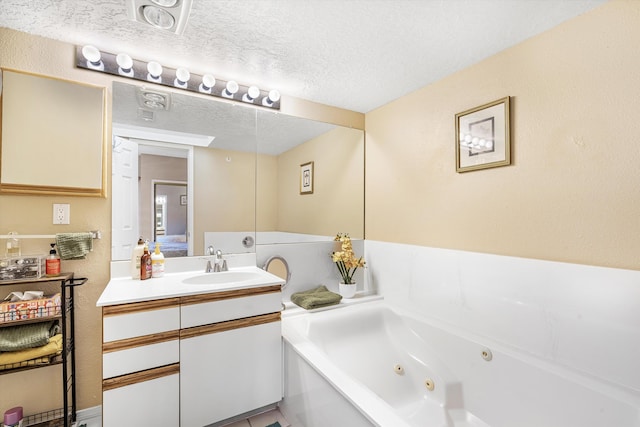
[0,29,113,414]
[366,0,640,271]
[274,126,365,238]
[192,147,257,253]
[0,27,362,413]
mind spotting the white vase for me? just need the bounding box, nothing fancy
[339,282,357,299]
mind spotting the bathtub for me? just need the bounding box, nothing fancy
[280,300,639,427]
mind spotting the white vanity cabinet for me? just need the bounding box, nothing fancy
[101,298,181,427]
[100,283,283,427]
[180,285,283,426]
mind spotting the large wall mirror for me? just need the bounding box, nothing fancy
[111,81,364,261]
[0,69,107,196]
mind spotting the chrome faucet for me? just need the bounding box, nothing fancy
[205,246,215,272]
[214,249,228,272]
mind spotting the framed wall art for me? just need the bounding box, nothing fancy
[300,161,314,194]
[455,96,511,173]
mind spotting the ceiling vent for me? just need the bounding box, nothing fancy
[126,0,193,35]
[136,87,171,110]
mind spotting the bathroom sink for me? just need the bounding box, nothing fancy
[182,271,262,285]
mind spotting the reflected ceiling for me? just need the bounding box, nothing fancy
[112,81,335,155]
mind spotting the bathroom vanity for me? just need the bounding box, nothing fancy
[97,263,284,427]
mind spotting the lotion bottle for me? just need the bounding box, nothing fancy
[45,243,60,277]
[131,237,145,279]
[151,243,165,278]
[140,243,152,280]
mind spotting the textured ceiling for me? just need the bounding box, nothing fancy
[0,0,606,113]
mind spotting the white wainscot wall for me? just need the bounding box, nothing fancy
[365,240,640,401]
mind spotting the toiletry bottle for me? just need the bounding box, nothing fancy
[3,406,23,427]
[6,232,20,257]
[140,243,152,280]
[45,243,61,277]
[131,237,145,279]
[151,242,165,278]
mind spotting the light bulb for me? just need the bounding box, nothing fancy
[222,80,239,98]
[116,53,134,77]
[147,61,163,82]
[242,86,260,103]
[199,74,216,93]
[81,45,104,70]
[262,89,281,107]
[174,67,190,88]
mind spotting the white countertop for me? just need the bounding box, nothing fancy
[98,257,284,306]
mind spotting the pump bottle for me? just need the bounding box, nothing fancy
[151,243,165,278]
[140,243,152,280]
[46,243,60,277]
[131,238,145,279]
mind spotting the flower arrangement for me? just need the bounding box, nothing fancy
[331,233,365,284]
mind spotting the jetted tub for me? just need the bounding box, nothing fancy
[280,300,638,427]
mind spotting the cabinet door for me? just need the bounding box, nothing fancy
[103,365,179,427]
[180,317,282,426]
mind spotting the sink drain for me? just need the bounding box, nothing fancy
[393,364,404,375]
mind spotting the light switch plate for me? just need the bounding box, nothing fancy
[53,203,70,225]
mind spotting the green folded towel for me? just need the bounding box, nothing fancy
[55,232,93,260]
[265,422,281,427]
[0,321,57,352]
[291,285,342,310]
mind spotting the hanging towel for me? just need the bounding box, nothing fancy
[291,285,342,310]
[55,232,93,260]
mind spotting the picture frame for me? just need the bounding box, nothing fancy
[300,161,314,194]
[180,195,187,205]
[455,96,511,173]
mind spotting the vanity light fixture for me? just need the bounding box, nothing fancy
[126,0,192,35]
[75,46,281,110]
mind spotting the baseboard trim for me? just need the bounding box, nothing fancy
[76,405,102,427]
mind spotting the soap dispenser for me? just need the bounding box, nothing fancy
[46,243,60,277]
[140,243,152,280]
[151,243,165,278]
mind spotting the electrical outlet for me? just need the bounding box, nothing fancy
[53,203,70,225]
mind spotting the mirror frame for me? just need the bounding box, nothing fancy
[0,68,108,197]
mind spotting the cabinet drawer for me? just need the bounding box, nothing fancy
[103,335,179,379]
[181,287,281,328]
[103,298,180,342]
[103,365,179,427]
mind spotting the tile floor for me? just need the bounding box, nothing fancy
[223,407,290,427]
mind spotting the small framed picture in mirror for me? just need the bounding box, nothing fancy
[300,161,314,194]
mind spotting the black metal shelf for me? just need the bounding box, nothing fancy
[0,274,85,427]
